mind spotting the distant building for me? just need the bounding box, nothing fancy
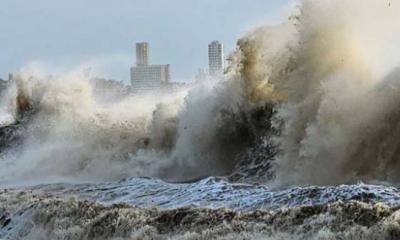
[169,82,188,92]
[136,42,149,66]
[131,42,170,90]
[131,65,170,90]
[8,73,13,81]
[0,78,8,94]
[208,41,224,75]
[195,68,208,82]
[91,77,130,101]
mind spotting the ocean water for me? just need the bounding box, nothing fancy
[2,179,400,239]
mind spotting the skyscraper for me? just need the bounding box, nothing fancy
[136,42,149,66]
[131,42,170,90]
[208,41,224,75]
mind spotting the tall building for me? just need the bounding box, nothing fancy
[131,42,170,90]
[131,64,170,89]
[208,41,224,75]
[136,42,149,66]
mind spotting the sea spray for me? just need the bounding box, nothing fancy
[1,0,400,187]
[270,0,400,186]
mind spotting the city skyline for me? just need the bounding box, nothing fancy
[0,0,291,84]
[130,40,223,90]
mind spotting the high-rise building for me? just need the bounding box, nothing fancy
[131,42,170,90]
[136,42,149,66]
[131,64,170,89]
[208,41,224,75]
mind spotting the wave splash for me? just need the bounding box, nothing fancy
[1,0,400,186]
[0,62,273,184]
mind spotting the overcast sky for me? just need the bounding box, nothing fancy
[0,0,290,83]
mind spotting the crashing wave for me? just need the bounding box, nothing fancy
[1,0,400,187]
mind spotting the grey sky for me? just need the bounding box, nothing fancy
[0,0,290,83]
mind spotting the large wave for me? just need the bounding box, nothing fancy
[2,0,400,187]
[228,0,400,186]
[270,0,400,186]
[0,60,273,185]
